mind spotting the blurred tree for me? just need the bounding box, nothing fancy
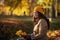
[51,0,57,18]
[29,0,37,16]
[4,0,22,16]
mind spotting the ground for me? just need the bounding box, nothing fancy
[0,16,60,40]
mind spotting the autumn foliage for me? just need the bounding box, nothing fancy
[47,30,60,40]
[16,30,27,37]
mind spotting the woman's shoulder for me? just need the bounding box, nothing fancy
[38,19,47,26]
[39,19,46,23]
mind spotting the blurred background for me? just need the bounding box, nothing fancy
[0,0,60,40]
[0,0,60,17]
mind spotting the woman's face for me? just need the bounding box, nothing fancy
[34,11,39,18]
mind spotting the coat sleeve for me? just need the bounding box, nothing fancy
[35,19,48,38]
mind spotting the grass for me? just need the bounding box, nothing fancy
[50,18,60,30]
[0,16,60,31]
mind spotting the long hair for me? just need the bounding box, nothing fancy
[34,11,50,29]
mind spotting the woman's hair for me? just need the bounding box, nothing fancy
[34,11,50,29]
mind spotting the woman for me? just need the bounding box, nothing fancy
[32,6,50,40]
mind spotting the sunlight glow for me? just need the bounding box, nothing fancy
[4,6,10,15]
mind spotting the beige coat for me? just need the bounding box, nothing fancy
[33,19,48,40]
